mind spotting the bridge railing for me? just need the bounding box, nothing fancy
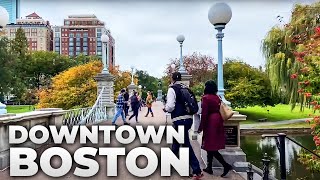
[62,86,109,127]
[261,133,320,180]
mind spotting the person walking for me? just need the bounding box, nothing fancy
[137,92,142,111]
[164,72,203,179]
[123,89,129,116]
[197,80,232,177]
[112,89,130,126]
[128,91,140,123]
[145,91,154,117]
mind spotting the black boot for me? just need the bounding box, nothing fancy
[151,112,154,117]
[203,152,213,175]
[221,164,232,177]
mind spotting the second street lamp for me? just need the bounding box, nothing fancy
[176,35,186,73]
[101,34,110,74]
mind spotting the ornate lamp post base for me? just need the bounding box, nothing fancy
[94,73,115,119]
[217,89,231,106]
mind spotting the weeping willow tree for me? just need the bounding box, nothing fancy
[262,2,320,109]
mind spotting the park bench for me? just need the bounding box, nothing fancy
[258,118,268,122]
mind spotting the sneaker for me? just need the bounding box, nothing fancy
[193,173,204,180]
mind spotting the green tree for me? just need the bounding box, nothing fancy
[26,51,77,89]
[223,59,276,108]
[9,27,30,102]
[0,37,15,101]
[262,2,320,106]
[135,70,159,99]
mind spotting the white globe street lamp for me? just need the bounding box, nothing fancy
[0,6,9,115]
[130,66,135,85]
[208,2,232,106]
[138,85,142,89]
[101,34,110,74]
[0,6,9,29]
[176,35,186,73]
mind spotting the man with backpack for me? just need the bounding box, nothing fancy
[164,72,203,179]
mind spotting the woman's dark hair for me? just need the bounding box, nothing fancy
[204,80,218,95]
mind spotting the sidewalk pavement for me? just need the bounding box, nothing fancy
[240,118,311,129]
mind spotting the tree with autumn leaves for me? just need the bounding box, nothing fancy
[37,60,137,109]
[263,2,320,171]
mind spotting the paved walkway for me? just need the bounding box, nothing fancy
[0,102,243,180]
[240,118,311,129]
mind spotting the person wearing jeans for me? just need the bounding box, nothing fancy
[112,89,129,126]
[164,72,203,179]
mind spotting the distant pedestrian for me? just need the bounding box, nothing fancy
[112,89,130,126]
[129,91,140,123]
[198,80,232,177]
[137,92,142,111]
[145,91,154,117]
[124,89,129,116]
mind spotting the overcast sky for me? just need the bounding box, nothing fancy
[21,0,316,78]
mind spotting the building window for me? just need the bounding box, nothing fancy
[76,42,80,46]
[97,46,102,51]
[97,28,101,32]
[55,47,60,51]
[76,33,81,38]
[69,42,74,46]
[83,33,88,37]
[83,37,88,42]
[97,37,101,42]
[97,42,102,46]
[55,37,60,41]
[69,33,74,37]
[65,21,70,25]
[76,52,80,55]
[55,42,60,46]
[76,37,80,42]
[76,47,81,51]
[69,37,73,41]
[97,32,102,37]
[83,42,88,47]
[69,47,74,51]
[83,52,88,55]
[69,52,74,56]
[55,28,60,32]
[55,33,59,37]
[83,47,88,52]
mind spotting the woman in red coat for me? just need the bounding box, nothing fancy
[198,80,232,177]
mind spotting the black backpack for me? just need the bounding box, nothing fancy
[172,84,199,115]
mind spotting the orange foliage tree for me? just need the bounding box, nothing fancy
[37,61,138,109]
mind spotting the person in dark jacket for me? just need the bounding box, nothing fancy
[129,91,140,122]
[123,89,129,116]
[164,72,203,179]
[197,80,232,177]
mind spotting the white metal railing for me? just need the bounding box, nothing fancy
[63,86,108,126]
[63,107,91,127]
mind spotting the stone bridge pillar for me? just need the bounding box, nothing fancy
[94,73,115,119]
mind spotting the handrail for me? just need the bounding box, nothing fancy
[78,86,105,125]
[286,136,320,159]
[261,133,320,180]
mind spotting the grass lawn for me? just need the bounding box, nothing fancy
[6,105,35,113]
[237,104,319,124]
[255,122,311,129]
